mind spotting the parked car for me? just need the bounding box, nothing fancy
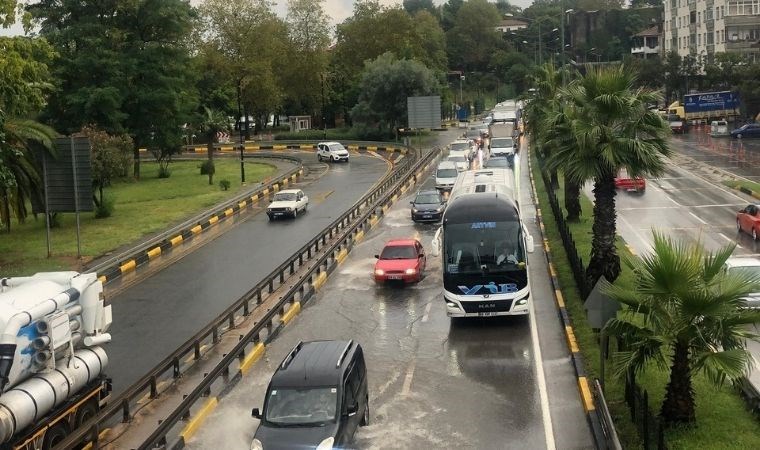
[737,204,760,239]
[410,190,446,223]
[614,169,645,193]
[435,161,459,191]
[731,123,760,139]
[374,239,426,284]
[267,189,309,220]
[723,257,760,309]
[251,340,369,450]
[317,141,350,162]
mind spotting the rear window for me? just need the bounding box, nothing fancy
[484,158,509,168]
[450,142,470,152]
[491,138,513,147]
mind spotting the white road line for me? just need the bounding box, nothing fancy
[400,360,416,396]
[421,302,432,323]
[689,211,708,225]
[667,195,681,206]
[618,214,655,254]
[719,233,737,244]
[528,290,557,450]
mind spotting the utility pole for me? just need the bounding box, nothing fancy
[320,73,327,139]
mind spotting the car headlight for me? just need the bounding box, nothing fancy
[286,207,293,211]
[375,269,385,276]
[250,438,263,450]
[412,207,418,213]
[435,206,444,213]
[316,437,334,450]
[405,268,416,275]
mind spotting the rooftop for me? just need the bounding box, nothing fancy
[271,340,354,388]
[634,26,660,37]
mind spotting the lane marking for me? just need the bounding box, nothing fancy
[618,214,655,254]
[421,302,432,323]
[528,284,557,450]
[312,272,328,291]
[577,377,595,412]
[281,301,302,325]
[401,360,416,396]
[688,211,708,225]
[240,343,266,375]
[719,232,737,244]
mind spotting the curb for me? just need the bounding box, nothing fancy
[525,146,607,448]
[97,145,408,285]
[166,152,441,449]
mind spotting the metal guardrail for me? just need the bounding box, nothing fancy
[88,153,303,279]
[57,145,435,450]
[593,379,623,450]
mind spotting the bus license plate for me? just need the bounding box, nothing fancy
[478,312,498,317]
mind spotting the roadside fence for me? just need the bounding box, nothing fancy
[625,372,667,450]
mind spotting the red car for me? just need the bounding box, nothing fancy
[615,169,646,193]
[374,239,426,284]
[737,204,760,240]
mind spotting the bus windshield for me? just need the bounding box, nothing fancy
[443,221,525,275]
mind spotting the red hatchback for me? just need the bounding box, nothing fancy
[374,239,426,284]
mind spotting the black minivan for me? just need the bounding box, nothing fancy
[251,340,369,450]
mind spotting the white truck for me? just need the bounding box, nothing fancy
[266,189,309,220]
[0,272,112,450]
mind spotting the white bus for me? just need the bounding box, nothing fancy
[432,169,534,317]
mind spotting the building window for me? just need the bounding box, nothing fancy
[728,0,760,16]
[706,7,713,21]
[690,11,697,24]
[707,32,715,44]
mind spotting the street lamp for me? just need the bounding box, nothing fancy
[459,74,465,105]
[561,8,574,83]
[237,79,245,183]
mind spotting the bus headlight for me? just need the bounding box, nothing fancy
[515,293,530,306]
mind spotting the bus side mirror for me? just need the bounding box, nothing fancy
[526,233,535,253]
[431,227,441,257]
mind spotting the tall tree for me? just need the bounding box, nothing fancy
[445,0,502,72]
[402,0,435,16]
[350,52,440,135]
[197,107,228,185]
[546,65,671,285]
[604,232,760,425]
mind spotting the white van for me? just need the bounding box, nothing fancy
[489,137,515,157]
[710,120,730,137]
[435,161,459,191]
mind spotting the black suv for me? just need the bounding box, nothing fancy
[251,340,369,450]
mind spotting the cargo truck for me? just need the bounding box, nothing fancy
[0,272,112,450]
[668,91,741,122]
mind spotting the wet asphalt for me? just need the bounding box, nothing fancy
[187,138,594,449]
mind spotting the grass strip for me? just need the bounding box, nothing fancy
[723,179,760,195]
[530,151,760,449]
[1,159,276,276]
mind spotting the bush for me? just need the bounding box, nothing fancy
[219,179,231,191]
[274,128,360,141]
[350,124,395,141]
[158,166,171,178]
[200,160,215,175]
[95,196,115,218]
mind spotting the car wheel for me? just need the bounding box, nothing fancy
[303,203,308,212]
[738,133,743,139]
[317,154,322,161]
[334,155,339,162]
[360,398,369,426]
[292,209,298,219]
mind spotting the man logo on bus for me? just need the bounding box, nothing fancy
[458,282,518,295]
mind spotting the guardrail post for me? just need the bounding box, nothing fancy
[268,279,274,293]
[213,327,219,344]
[121,398,131,423]
[279,270,285,284]
[289,261,295,275]
[150,375,158,399]
[243,300,250,317]
[256,289,263,305]
[173,357,180,378]
[228,312,235,329]
[194,340,201,360]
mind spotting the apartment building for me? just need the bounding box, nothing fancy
[663,0,760,62]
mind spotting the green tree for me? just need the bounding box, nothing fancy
[737,63,760,119]
[440,0,464,32]
[197,107,228,185]
[350,52,440,136]
[523,63,563,189]
[402,0,435,16]
[445,0,502,72]
[0,37,56,117]
[546,65,670,285]
[604,232,760,424]
[0,0,16,27]
[662,50,682,104]
[82,126,132,208]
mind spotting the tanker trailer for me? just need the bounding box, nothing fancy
[0,272,112,450]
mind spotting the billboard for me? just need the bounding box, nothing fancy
[407,96,442,129]
[34,136,94,214]
[684,91,740,113]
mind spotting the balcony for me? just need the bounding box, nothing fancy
[725,14,760,27]
[631,45,661,56]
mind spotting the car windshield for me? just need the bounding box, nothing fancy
[448,156,466,163]
[444,221,525,274]
[415,194,440,204]
[437,168,458,178]
[485,158,509,168]
[380,245,417,259]
[491,138,513,147]
[328,144,346,152]
[450,142,469,152]
[728,266,760,280]
[274,193,297,202]
[265,387,338,425]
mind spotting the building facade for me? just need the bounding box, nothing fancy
[631,25,662,58]
[663,0,760,62]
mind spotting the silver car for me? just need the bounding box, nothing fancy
[724,257,760,308]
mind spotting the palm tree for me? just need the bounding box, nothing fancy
[0,111,58,232]
[603,231,760,425]
[546,65,670,285]
[197,106,229,185]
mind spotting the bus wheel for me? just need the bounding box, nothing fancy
[42,424,69,450]
[77,399,99,441]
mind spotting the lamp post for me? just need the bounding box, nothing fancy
[320,73,327,139]
[237,79,245,183]
[561,8,573,84]
[459,74,465,105]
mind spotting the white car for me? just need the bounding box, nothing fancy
[435,161,459,190]
[267,189,309,220]
[449,139,472,157]
[317,142,350,162]
[447,151,470,172]
[723,257,760,309]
